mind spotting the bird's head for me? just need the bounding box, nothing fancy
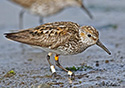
[79,26,111,55]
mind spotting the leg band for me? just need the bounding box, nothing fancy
[50,65,56,73]
[68,71,73,76]
[55,55,59,61]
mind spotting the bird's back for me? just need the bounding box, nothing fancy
[5,22,81,50]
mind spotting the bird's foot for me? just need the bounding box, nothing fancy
[51,72,61,79]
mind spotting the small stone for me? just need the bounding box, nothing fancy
[105,60,109,63]
[102,81,105,86]
[96,61,99,67]
[120,56,123,59]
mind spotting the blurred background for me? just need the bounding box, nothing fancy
[0,0,125,87]
[0,0,124,29]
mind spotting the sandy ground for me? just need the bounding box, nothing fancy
[0,0,125,88]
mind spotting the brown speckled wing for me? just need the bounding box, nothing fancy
[5,22,80,49]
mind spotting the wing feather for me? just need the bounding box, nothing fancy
[5,22,80,49]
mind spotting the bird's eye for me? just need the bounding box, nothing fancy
[88,34,91,37]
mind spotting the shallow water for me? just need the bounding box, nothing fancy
[0,0,125,88]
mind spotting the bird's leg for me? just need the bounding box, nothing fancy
[46,53,56,76]
[19,9,26,54]
[19,9,26,53]
[81,3,93,19]
[55,55,75,79]
[39,17,43,25]
[19,9,25,29]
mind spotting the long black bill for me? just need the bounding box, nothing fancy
[96,40,111,55]
[81,4,93,19]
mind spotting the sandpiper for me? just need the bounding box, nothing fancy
[4,21,111,78]
[10,0,93,28]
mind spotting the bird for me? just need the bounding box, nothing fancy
[4,21,111,79]
[9,0,93,29]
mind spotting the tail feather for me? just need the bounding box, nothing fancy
[4,33,21,40]
[4,29,31,44]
